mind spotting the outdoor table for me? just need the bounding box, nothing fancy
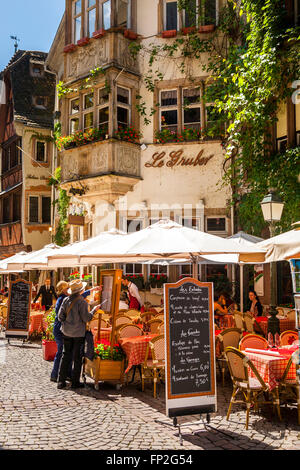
[29,312,46,334]
[255,316,296,336]
[119,333,158,374]
[246,347,297,391]
[218,314,235,329]
[92,327,112,343]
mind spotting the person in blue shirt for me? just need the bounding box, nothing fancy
[50,281,100,382]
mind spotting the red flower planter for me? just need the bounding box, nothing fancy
[77,37,90,47]
[162,30,177,38]
[182,26,196,35]
[124,29,138,40]
[63,43,77,53]
[93,29,106,39]
[198,25,215,33]
[42,340,57,361]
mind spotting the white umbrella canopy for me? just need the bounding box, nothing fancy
[256,226,300,263]
[79,220,266,265]
[0,252,29,272]
[47,229,126,268]
[6,244,61,271]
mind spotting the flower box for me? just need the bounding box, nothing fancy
[124,29,138,40]
[84,358,125,389]
[182,26,196,35]
[198,25,215,33]
[63,43,77,53]
[68,215,85,226]
[162,30,177,38]
[77,37,90,47]
[93,29,106,39]
[42,340,57,361]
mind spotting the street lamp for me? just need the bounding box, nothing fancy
[260,189,285,342]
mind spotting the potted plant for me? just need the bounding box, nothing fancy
[125,274,144,290]
[162,30,177,38]
[69,271,80,281]
[77,37,90,47]
[42,309,58,361]
[198,24,215,33]
[124,29,138,40]
[63,43,77,53]
[93,29,106,39]
[84,339,125,389]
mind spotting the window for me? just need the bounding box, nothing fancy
[83,92,94,131]
[204,0,217,25]
[165,1,178,30]
[127,218,142,233]
[117,86,131,128]
[13,193,21,222]
[206,104,224,137]
[29,195,51,224]
[183,88,201,130]
[98,87,109,129]
[276,136,288,153]
[206,217,226,232]
[102,0,111,29]
[182,217,201,230]
[73,0,82,42]
[30,63,44,77]
[117,0,131,28]
[123,263,143,276]
[29,196,39,223]
[160,90,178,133]
[36,141,46,163]
[3,197,10,224]
[86,0,96,37]
[42,197,51,224]
[33,96,47,109]
[184,0,198,27]
[2,138,22,173]
[149,264,168,276]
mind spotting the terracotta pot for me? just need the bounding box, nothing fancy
[162,30,177,38]
[124,29,138,40]
[42,340,57,361]
[63,43,77,53]
[77,37,90,47]
[198,25,215,33]
[182,26,196,35]
[93,29,106,39]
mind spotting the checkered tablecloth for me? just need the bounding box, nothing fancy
[246,351,296,391]
[29,312,47,334]
[119,334,157,374]
[257,318,296,337]
[216,314,235,329]
[92,327,112,342]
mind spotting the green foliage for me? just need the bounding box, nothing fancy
[48,167,70,246]
[43,309,56,341]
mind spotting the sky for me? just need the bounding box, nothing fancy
[0,0,65,71]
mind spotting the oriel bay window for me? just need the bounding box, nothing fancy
[117,86,131,129]
[70,0,134,43]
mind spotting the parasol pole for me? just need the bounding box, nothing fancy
[240,264,244,313]
[191,255,198,279]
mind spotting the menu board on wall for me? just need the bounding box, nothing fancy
[164,278,216,418]
[6,279,32,339]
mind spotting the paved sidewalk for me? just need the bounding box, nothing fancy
[0,336,300,450]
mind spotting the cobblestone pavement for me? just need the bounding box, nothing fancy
[0,336,300,450]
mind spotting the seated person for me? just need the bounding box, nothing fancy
[119,291,129,311]
[247,290,263,317]
[214,294,228,326]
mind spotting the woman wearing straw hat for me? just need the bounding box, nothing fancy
[57,280,102,389]
[51,281,101,383]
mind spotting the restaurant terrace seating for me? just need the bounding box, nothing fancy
[115,315,132,327]
[243,313,256,334]
[225,347,282,430]
[216,328,242,386]
[278,353,300,425]
[140,312,156,323]
[239,334,268,351]
[147,319,163,334]
[142,334,165,398]
[286,310,296,322]
[279,330,298,346]
[89,318,108,330]
[233,311,244,331]
[155,314,164,322]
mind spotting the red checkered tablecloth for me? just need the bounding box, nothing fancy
[257,318,296,337]
[92,327,112,342]
[119,334,158,374]
[246,351,296,391]
[29,312,47,334]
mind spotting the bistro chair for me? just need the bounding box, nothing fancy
[286,310,296,322]
[233,311,244,331]
[118,309,129,315]
[155,313,164,322]
[0,305,7,331]
[89,317,108,330]
[141,334,165,398]
[216,328,242,386]
[278,353,300,425]
[126,309,140,318]
[239,334,268,351]
[158,322,165,334]
[243,313,256,334]
[225,347,281,430]
[117,324,143,340]
[115,315,132,327]
[147,319,163,334]
[253,318,266,338]
[279,330,298,346]
[140,312,156,323]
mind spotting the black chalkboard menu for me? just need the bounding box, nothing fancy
[164,278,216,418]
[6,279,32,338]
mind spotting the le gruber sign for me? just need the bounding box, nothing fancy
[164,278,216,418]
[145,149,214,168]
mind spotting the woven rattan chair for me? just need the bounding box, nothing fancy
[0,305,7,331]
[225,347,281,429]
[239,334,268,351]
[126,309,140,317]
[279,330,298,346]
[155,313,164,322]
[89,318,108,330]
[147,319,163,334]
[233,311,244,331]
[140,312,156,323]
[141,334,165,398]
[118,309,129,315]
[115,315,132,327]
[117,324,143,340]
[278,353,300,424]
[216,328,242,386]
[243,313,256,334]
[286,310,296,322]
[158,322,164,334]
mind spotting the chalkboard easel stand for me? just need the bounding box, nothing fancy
[155,415,235,446]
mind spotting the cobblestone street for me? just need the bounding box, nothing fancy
[0,335,300,451]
